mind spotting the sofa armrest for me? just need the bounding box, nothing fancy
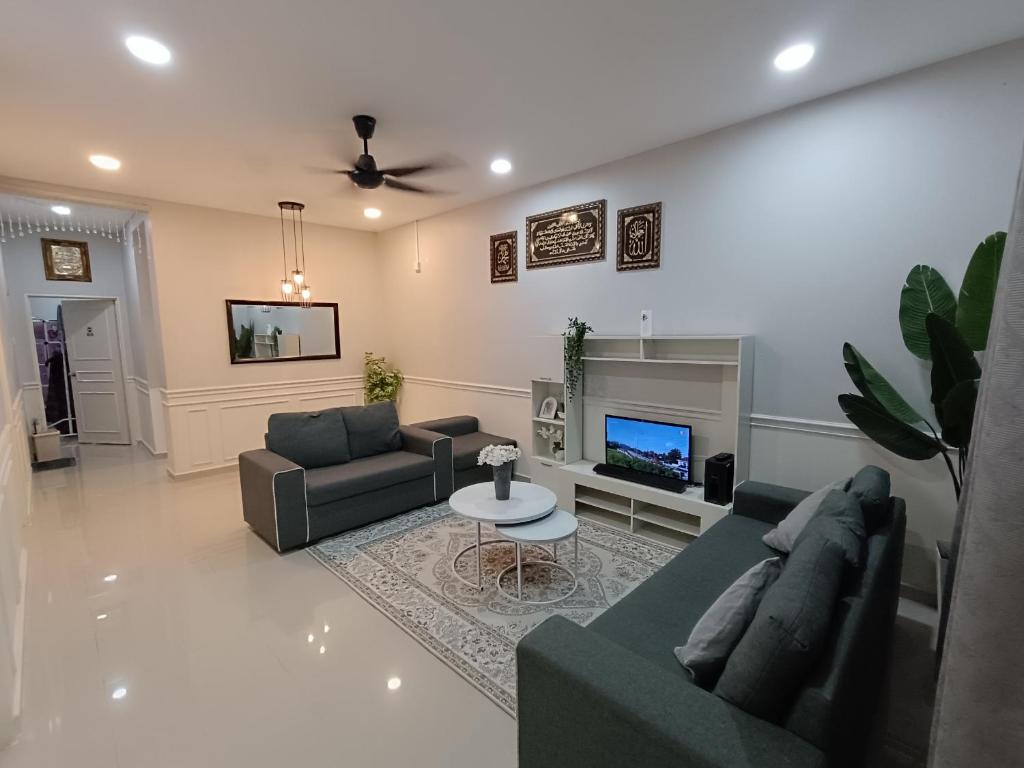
[238,449,308,552]
[517,616,826,768]
[410,415,478,437]
[400,425,454,500]
[732,480,811,526]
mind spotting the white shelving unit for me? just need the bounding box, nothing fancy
[530,334,752,546]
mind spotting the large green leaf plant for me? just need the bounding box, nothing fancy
[838,232,1005,500]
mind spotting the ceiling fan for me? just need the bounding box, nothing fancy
[337,115,446,194]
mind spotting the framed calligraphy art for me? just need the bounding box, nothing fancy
[489,231,518,283]
[525,199,606,269]
[616,202,661,271]
[41,238,92,282]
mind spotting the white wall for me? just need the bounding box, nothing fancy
[147,201,378,475]
[376,41,1024,595]
[0,231,139,433]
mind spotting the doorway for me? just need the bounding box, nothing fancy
[27,296,131,445]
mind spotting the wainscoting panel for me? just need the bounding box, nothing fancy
[398,376,950,597]
[163,376,363,477]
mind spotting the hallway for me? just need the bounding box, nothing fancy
[2,446,515,767]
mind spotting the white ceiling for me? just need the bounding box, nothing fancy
[2,0,1023,231]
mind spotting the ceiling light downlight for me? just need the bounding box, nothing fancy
[51,205,71,216]
[125,35,172,66]
[774,43,815,72]
[490,158,512,175]
[89,154,121,171]
[363,208,382,220]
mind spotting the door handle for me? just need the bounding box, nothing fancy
[70,372,76,377]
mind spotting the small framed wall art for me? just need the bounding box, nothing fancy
[490,231,518,283]
[616,202,662,271]
[41,238,92,282]
[525,199,606,269]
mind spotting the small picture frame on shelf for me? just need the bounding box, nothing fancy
[538,396,558,420]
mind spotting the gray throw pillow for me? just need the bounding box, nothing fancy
[675,557,783,688]
[849,465,891,531]
[762,478,851,554]
[266,408,350,469]
[714,526,848,720]
[793,489,866,567]
[341,401,402,459]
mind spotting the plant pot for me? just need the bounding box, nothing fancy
[493,462,513,501]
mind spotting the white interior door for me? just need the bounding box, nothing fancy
[62,299,131,445]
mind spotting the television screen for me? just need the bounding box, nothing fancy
[605,415,691,483]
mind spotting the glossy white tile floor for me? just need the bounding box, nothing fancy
[2,445,516,767]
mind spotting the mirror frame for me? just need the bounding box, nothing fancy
[225,299,341,364]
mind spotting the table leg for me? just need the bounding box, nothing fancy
[516,543,522,599]
[574,532,579,576]
[476,522,482,591]
[553,542,557,562]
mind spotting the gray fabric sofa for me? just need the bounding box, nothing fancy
[239,401,453,552]
[517,475,907,768]
[410,415,516,490]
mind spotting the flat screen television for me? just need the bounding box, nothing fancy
[601,415,692,491]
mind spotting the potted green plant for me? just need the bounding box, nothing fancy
[563,317,593,401]
[838,231,1005,632]
[363,352,404,403]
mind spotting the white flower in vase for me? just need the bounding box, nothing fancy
[477,444,522,467]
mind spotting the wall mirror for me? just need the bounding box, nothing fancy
[226,300,340,364]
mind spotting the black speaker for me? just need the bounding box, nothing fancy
[704,453,735,505]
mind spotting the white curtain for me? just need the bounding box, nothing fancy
[929,145,1024,765]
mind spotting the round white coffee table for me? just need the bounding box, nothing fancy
[495,509,579,604]
[449,481,556,591]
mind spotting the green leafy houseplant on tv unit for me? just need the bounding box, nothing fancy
[563,317,593,401]
[363,352,404,403]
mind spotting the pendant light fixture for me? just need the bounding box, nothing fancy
[278,201,312,307]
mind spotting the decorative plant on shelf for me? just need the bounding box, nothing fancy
[563,317,593,401]
[363,352,404,403]
[838,232,1004,501]
[537,425,564,460]
[838,231,1005,646]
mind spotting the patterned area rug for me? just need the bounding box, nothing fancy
[308,502,679,715]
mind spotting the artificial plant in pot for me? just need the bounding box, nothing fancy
[563,317,593,402]
[838,231,1005,637]
[363,352,404,403]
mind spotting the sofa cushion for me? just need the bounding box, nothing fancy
[714,522,848,721]
[762,478,850,554]
[793,490,866,567]
[674,556,783,688]
[266,408,350,469]
[588,514,777,678]
[849,465,891,530]
[341,401,402,459]
[305,451,433,506]
[452,431,517,471]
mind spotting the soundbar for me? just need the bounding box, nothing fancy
[593,462,686,493]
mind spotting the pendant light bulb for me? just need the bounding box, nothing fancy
[281,280,294,296]
[292,270,305,285]
[301,287,311,300]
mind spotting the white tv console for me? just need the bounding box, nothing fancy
[530,334,752,547]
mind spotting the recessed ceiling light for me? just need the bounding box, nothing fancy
[363,208,382,219]
[387,677,402,691]
[51,205,71,216]
[96,613,109,621]
[306,633,314,643]
[490,158,512,175]
[103,573,118,582]
[89,154,122,171]
[774,43,815,72]
[319,645,326,655]
[111,687,128,700]
[125,35,172,66]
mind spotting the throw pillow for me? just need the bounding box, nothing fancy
[792,489,866,567]
[674,557,783,688]
[849,465,891,531]
[266,408,350,469]
[341,401,402,459]
[762,478,851,554]
[714,526,848,720]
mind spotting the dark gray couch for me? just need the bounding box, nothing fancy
[517,476,907,768]
[410,415,516,491]
[239,401,453,552]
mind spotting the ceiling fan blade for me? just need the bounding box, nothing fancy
[383,177,438,194]
[378,164,433,178]
[379,154,462,177]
